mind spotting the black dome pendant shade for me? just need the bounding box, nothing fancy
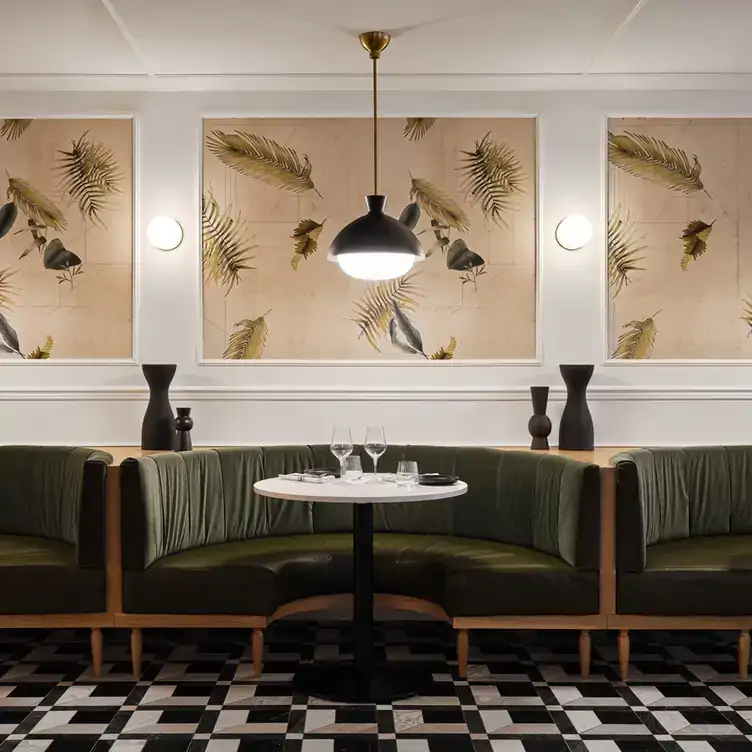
[329,195,422,258]
[328,32,424,280]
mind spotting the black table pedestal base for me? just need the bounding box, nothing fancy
[294,663,434,704]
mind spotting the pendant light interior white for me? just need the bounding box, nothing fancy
[337,252,416,281]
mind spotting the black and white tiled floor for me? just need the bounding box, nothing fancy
[0,624,750,752]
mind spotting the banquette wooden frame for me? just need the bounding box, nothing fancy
[23,445,749,682]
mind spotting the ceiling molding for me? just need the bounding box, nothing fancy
[99,0,154,76]
[3,72,752,92]
[586,0,650,73]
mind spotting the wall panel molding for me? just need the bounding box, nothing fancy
[4,385,752,402]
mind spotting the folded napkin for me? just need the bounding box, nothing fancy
[278,472,335,483]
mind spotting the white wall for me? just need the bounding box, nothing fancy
[2,88,752,447]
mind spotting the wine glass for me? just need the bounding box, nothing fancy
[364,425,387,481]
[330,427,353,480]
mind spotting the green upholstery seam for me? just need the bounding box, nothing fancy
[212,449,226,545]
[178,452,189,546]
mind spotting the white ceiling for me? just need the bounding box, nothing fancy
[2,0,752,86]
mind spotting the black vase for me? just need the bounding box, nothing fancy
[558,364,594,451]
[141,364,177,450]
[528,386,552,450]
[175,407,194,451]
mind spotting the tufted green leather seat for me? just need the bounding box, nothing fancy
[120,446,601,618]
[615,447,752,616]
[0,447,112,614]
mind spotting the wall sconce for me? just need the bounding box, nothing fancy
[555,214,593,251]
[147,216,183,251]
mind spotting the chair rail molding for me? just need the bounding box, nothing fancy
[1,385,752,402]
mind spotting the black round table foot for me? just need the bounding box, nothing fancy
[294,663,433,704]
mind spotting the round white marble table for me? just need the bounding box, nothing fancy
[253,474,468,703]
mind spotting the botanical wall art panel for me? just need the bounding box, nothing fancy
[202,118,536,360]
[0,118,133,359]
[608,117,752,360]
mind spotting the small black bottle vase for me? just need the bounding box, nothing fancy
[141,364,177,450]
[558,364,594,451]
[528,386,552,450]
[175,407,194,451]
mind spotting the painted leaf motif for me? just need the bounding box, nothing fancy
[43,239,81,270]
[608,131,706,195]
[351,270,422,351]
[0,268,18,311]
[290,218,326,270]
[26,335,54,359]
[0,203,17,239]
[612,311,660,360]
[404,118,436,141]
[398,202,421,230]
[430,336,457,360]
[202,189,256,292]
[6,178,66,232]
[223,312,270,359]
[446,239,484,271]
[680,219,714,270]
[742,295,752,337]
[410,177,469,232]
[426,219,450,257]
[0,311,20,355]
[457,131,525,226]
[206,130,320,196]
[0,120,32,141]
[388,318,415,355]
[608,206,645,297]
[391,302,426,357]
[55,131,123,226]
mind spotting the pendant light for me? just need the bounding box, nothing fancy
[328,31,425,281]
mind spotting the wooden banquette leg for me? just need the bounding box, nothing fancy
[130,628,143,679]
[618,629,630,681]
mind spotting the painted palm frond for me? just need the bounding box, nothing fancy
[680,219,714,270]
[206,130,320,196]
[741,295,752,337]
[26,335,54,359]
[430,336,457,360]
[351,270,422,351]
[409,177,469,232]
[290,218,326,270]
[6,177,66,232]
[404,118,436,141]
[202,189,256,293]
[457,131,524,226]
[608,131,706,195]
[608,206,646,297]
[0,119,32,140]
[612,311,660,359]
[223,311,270,360]
[55,132,122,226]
[0,267,18,311]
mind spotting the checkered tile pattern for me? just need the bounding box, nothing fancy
[0,625,749,751]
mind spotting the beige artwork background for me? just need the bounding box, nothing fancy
[0,118,133,359]
[608,117,752,360]
[203,118,536,360]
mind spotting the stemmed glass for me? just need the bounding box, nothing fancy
[330,427,353,480]
[364,425,387,481]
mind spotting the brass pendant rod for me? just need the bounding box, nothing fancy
[372,54,378,196]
